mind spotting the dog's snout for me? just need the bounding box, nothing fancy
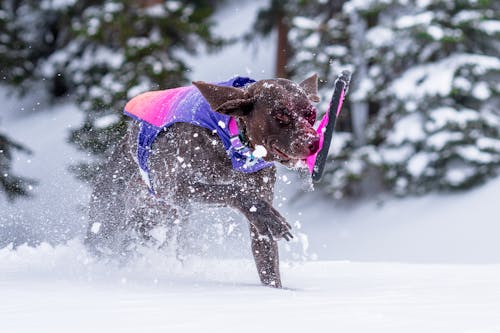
[308,136,320,155]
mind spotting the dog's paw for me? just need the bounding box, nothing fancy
[247,201,293,241]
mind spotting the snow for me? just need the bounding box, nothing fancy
[477,137,500,152]
[90,222,101,234]
[472,81,491,100]
[426,131,463,150]
[324,45,348,57]
[292,17,318,30]
[391,54,500,99]
[143,4,167,17]
[165,1,182,12]
[406,152,433,177]
[40,0,77,10]
[395,11,434,29]
[452,10,482,25]
[302,32,320,48]
[127,80,151,99]
[380,145,414,164]
[252,144,267,158]
[427,25,444,39]
[453,76,471,91]
[387,113,425,145]
[427,106,478,132]
[456,145,496,164]
[350,77,374,101]
[366,26,394,47]
[1,241,500,333]
[416,0,432,7]
[478,20,500,35]
[445,166,474,186]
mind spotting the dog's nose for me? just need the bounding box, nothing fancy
[308,136,320,155]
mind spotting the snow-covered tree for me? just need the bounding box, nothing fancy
[0,0,69,96]
[266,0,500,197]
[1,0,224,181]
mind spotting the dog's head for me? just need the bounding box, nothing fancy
[193,74,321,167]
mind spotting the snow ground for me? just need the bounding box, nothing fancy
[2,1,500,331]
[1,243,500,333]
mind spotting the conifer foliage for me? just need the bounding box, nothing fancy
[259,0,500,197]
[0,132,35,201]
[1,0,223,183]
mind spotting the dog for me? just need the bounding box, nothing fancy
[85,74,321,288]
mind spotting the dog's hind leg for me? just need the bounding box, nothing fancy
[249,224,282,288]
[85,132,138,258]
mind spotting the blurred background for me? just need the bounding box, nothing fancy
[0,0,499,262]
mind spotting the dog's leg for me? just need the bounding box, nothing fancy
[180,182,292,241]
[249,224,282,288]
[86,140,136,257]
[178,182,289,288]
[171,207,191,263]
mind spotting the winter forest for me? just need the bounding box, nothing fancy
[1,0,500,332]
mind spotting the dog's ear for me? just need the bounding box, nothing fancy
[193,81,254,117]
[299,73,320,103]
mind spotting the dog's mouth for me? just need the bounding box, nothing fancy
[271,145,309,168]
[269,143,313,170]
[271,145,292,163]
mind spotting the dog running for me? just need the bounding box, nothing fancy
[85,74,321,288]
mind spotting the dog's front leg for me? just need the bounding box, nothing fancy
[249,224,281,288]
[181,183,293,241]
[182,182,290,288]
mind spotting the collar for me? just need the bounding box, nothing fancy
[228,117,262,168]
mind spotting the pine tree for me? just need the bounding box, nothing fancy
[1,0,225,181]
[0,0,69,95]
[358,0,500,195]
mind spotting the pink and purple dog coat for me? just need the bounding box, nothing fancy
[124,77,273,193]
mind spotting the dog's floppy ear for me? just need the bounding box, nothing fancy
[193,81,254,117]
[299,73,320,103]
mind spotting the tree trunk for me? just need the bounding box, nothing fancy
[275,12,289,78]
[138,0,163,8]
[348,10,369,147]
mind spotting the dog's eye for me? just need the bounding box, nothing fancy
[275,109,291,126]
[305,108,316,125]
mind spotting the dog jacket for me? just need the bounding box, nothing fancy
[124,76,274,193]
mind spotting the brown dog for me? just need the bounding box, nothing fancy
[85,74,320,288]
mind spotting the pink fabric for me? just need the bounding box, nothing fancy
[228,117,239,136]
[305,88,346,173]
[124,86,192,127]
[336,89,345,117]
[306,113,329,173]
